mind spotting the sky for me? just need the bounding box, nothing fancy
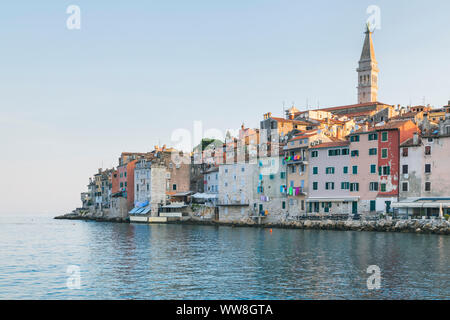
[0,0,449,215]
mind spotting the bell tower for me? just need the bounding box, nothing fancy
[357,23,379,104]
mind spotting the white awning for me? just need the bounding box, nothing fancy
[192,193,218,199]
[391,202,450,209]
[306,197,359,202]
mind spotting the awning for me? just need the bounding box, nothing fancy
[192,193,218,199]
[129,207,140,214]
[135,200,149,208]
[172,191,193,197]
[141,206,151,214]
[391,202,450,209]
[162,204,187,209]
[307,197,359,202]
[129,206,151,214]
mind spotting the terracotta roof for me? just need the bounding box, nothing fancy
[320,101,389,112]
[289,135,312,141]
[390,111,418,120]
[401,136,422,147]
[343,110,375,117]
[269,117,311,125]
[310,141,349,149]
[288,130,318,141]
[350,120,415,134]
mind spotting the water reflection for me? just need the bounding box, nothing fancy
[0,216,448,299]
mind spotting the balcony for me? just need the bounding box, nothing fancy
[284,155,308,165]
[286,186,308,196]
[217,201,249,207]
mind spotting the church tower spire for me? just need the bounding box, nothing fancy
[357,23,379,104]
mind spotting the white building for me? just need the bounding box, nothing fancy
[255,155,289,223]
[218,162,258,222]
[131,160,166,216]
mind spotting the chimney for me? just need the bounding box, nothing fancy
[336,127,341,139]
[413,132,419,145]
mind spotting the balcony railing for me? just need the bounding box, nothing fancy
[217,201,249,207]
[284,155,308,164]
[286,186,307,196]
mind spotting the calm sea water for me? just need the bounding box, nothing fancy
[0,215,448,300]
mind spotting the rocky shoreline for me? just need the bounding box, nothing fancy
[55,211,450,235]
[54,211,128,223]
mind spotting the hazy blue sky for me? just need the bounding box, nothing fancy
[1,0,449,215]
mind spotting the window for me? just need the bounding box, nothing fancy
[350,135,360,142]
[350,183,359,192]
[341,182,350,190]
[325,182,335,190]
[402,148,409,157]
[328,149,341,156]
[282,201,286,209]
[369,182,378,191]
[342,148,350,155]
[368,133,378,141]
[173,184,177,191]
[425,164,431,173]
[352,166,358,174]
[380,184,386,192]
[351,150,359,157]
[370,200,376,211]
[225,169,228,173]
[326,167,335,174]
[280,172,286,179]
[311,151,318,157]
[343,166,348,174]
[402,165,408,174]
[381,148,388,159]
[291,166,295,173]
[369,148,377,155]
[313,167,318,175]
[313,182,318,190]
[425,146,431,155]
[381,132,388,142]
[425,182,431,192]
[370,164,377,174]
[402,182,408,192]
[241,167,245,172]
[379,166,390,175]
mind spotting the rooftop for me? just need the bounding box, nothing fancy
[310,141,349,149]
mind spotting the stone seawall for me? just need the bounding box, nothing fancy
[55,211,450,235]
[166,218,450,235]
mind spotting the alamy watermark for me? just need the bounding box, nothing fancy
[66,265,81,289]
[366,5,381,32]
[169,121,282,175]
[66,5,81,30]
[366,265,381,290]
